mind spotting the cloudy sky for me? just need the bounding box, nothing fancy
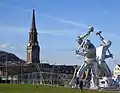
[0,0,120,70]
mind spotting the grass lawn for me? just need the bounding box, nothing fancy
[0,84,115,93]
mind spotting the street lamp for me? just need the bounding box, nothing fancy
[20,62,23,84]
[5,55,8,83]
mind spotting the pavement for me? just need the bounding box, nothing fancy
[98,87,120,92]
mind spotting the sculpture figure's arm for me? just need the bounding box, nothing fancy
[76,50,86,56]
[102,39,112,48]
[80,32,90,39]
[76,32,91,45]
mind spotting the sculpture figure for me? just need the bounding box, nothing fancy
[75,27,99,88]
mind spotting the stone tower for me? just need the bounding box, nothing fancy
[26,9,40,64]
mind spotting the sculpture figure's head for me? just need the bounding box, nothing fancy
[83,39,92,49]
[76,36,83,45]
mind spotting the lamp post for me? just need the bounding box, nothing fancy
[20,62,23,84]
[5,55,7,83]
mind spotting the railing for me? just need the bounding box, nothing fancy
[9,72,73,86]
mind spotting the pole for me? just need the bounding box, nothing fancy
[98,34,112,55]
[21,62,22,83]
[96,31,113,58]
[5,55,7,83]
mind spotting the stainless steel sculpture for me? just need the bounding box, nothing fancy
[75,26,99,89]
[96,31,113,77]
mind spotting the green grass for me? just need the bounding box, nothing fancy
[0,84,115,93]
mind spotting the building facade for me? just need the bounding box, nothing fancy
[113,64,120,79]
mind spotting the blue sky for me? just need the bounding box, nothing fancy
[0,0,120,69]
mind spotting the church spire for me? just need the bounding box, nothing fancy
[27,9,40,64]
[31,9,36,30]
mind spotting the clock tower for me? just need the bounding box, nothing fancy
[26,9,40,64]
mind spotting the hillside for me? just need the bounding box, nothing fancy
[0,50,25,63]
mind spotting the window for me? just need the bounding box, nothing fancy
[66,70,68,73]
[114,72,120,75]
[28,52,30,61]
[114,72,117,75]
[115,68,120,70]
[71,70,73,74]
[101,81,105,84]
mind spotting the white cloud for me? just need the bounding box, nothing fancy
[0,2,89,28]
[0,25,22,32]
[9,46,16,49]
[0,25,76,36]
[56,48,76,52]
[1,2,118,39]
[0,43,26,50]
[19,44,26,50]
[0,44,11,49]
[39,30,65,36]
[40,14,89,28]
[1,1,119,38]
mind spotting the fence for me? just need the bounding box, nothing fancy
[9,72,75,86]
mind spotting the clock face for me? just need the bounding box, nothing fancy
[28,43,31,46]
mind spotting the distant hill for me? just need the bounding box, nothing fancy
[0,50,25,63]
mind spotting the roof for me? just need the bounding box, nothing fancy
[117,64,120,67]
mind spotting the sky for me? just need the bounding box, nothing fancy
[0,0,120,70]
